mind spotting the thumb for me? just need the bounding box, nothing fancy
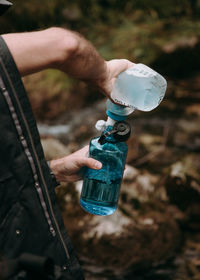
[107,59,134,77]
[77,157,102,170]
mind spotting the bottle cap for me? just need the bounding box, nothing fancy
[113,121,131,142]
[98,121,131,144]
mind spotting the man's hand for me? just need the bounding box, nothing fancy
[49,146,102,182]
[97,59,134,98]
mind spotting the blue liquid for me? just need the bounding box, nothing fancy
[80,135,128,216]
[80,177,121,216]
[111,64,167,112]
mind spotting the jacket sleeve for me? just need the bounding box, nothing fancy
[0,35,59,189]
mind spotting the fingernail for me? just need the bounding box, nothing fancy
[94,162,102,169]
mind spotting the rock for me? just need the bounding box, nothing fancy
[41,137,70,160]
[81,211,131,239]
[165,155,200,209]
[162,36,198,53]
[121,170,161,205]
[139,133,163,152]
[58,175,181,276]
[173,233,200,280]
[65,208,181,275]
[123,164,139,181]
[165,155,200,230]
[152,39,200,78]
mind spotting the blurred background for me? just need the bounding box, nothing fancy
[1,1,200,279]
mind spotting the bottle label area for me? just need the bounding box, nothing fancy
[80,135,128,216]
[80,177,121,215]
[81,177,121,204]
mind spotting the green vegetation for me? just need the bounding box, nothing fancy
[1,0,200,120]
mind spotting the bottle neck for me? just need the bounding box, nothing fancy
[105,117,116,127]
[106,110,127,122]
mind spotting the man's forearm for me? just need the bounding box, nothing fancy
[2,27,107,85]
[2,27,133,97]
[57,30,108,86]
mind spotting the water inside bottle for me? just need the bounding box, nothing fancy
[111,64,167,112]
[80,177,121,216]
[80,137,127,216]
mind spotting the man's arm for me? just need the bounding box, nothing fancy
[2,27,134,182]
[2,27,133,97]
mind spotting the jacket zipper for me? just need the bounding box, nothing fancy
[0,62,70,260]
[0,74,55,236]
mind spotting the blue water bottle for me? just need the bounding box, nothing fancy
[80,114,131,216]
[80,63,167,216]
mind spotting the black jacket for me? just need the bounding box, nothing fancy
[0,36,84,280]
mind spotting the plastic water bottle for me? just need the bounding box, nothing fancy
[110,63,167,111]
[80,63,166,216]
[80,121,131,216]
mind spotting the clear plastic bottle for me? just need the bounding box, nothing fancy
[110,63,167,111]
[80,122,131,216]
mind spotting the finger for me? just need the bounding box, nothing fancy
[72,145,89,157]
[65,174,83,182]
[77,157,102,170]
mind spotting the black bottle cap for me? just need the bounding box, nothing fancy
[113,121,131,142]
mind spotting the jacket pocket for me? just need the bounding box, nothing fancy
[0,202,26,257]
[0,200,18,230]
[0,172,20,224]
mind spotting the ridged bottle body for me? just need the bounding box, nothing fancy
[80,134,128,216]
